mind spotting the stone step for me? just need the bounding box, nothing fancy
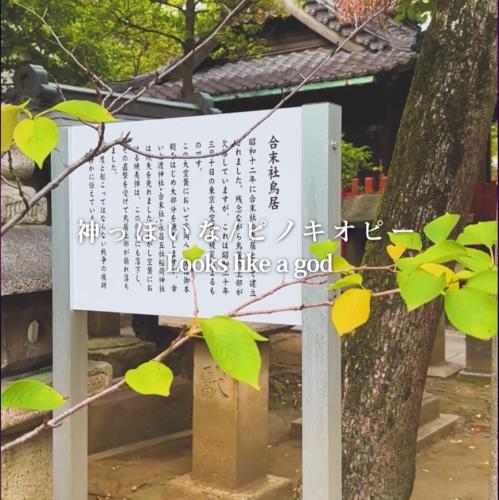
[416,413,460,451]
[419,392,440,427]
[290,393,459,451]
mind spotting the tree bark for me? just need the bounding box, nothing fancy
[341,1,497,499]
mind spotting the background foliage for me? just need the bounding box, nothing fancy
[1,0,282,86]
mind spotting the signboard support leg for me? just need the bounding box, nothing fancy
[301,103,342,500]
[52,128,89,500]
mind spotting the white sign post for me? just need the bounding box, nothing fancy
[52,102,341,499]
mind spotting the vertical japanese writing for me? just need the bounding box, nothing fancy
[157,145,166,293]
[99,154,108,289]
[133,154,142,286]
[248,137,258,297]
[122,148,130,290]
[208,140,216,296]
[182,142,191,294]
[233,139,244,297]
[145,146,154,292]
[169,143,178,294]
[268,135,280,210]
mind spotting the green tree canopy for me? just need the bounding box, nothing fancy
[1,0,281,86]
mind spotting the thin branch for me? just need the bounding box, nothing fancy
[191,270,200,317]
[1,329,191,453]
[231,287,400,318]
[13,2,113,98]
[114,15,185,46]
[110,0,251,114]
[229,264,396,316]
[150,0,185,13]
[2,0,391,233]
[0,127,132,235]
[111,1,393,161]
[0,266,400,453]
[232,300,333,317]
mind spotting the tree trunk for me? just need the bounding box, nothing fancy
[182,0,196,98]
[341,1,497,499]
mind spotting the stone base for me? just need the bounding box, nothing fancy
[164,474,293,500]
[427,361,463,379]
[416,413,460,451]
[88,336,158,377]
[1,184,47,224]
[457,369,491,384]
[1,361,113,500]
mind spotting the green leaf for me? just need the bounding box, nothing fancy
[328,273,363,291]
[13,117,59,169]
[182,245,205,262]
[423,213,460,243]
[456,247,494,272]
[444,288,498,339]
[457,221,498,249]
[1,379,65,411]
[124,361,173,397]
[419,240,467,263]
[397,240,467,272]
[49,100,116,123]
[397,269,446,311]
[200,316,263,390]
[1,100,30,152]
[465,270,498,295]
[332,255,355,272]
[388,231,422,251]
[331,288,372,335]
[309,239,339,260]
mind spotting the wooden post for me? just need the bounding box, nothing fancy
[51,127,89,500]
[301,103,342,500]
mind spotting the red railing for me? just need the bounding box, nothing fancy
[342,175,388,197]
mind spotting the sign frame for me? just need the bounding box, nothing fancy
[51,102,342,499]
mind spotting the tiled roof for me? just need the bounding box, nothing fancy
[147,48,415,100]
[302,0,417,52]
[117,0,419,100]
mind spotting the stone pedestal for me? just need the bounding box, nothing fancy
[87,312,120,337]
[1,361,113,500]
[458,336,491,382]
[1,147,47,226]
[165,341,292,499]
[88,336,158,377]
[427,315,462,378]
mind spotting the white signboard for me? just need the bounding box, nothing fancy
[69,108,305,324]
